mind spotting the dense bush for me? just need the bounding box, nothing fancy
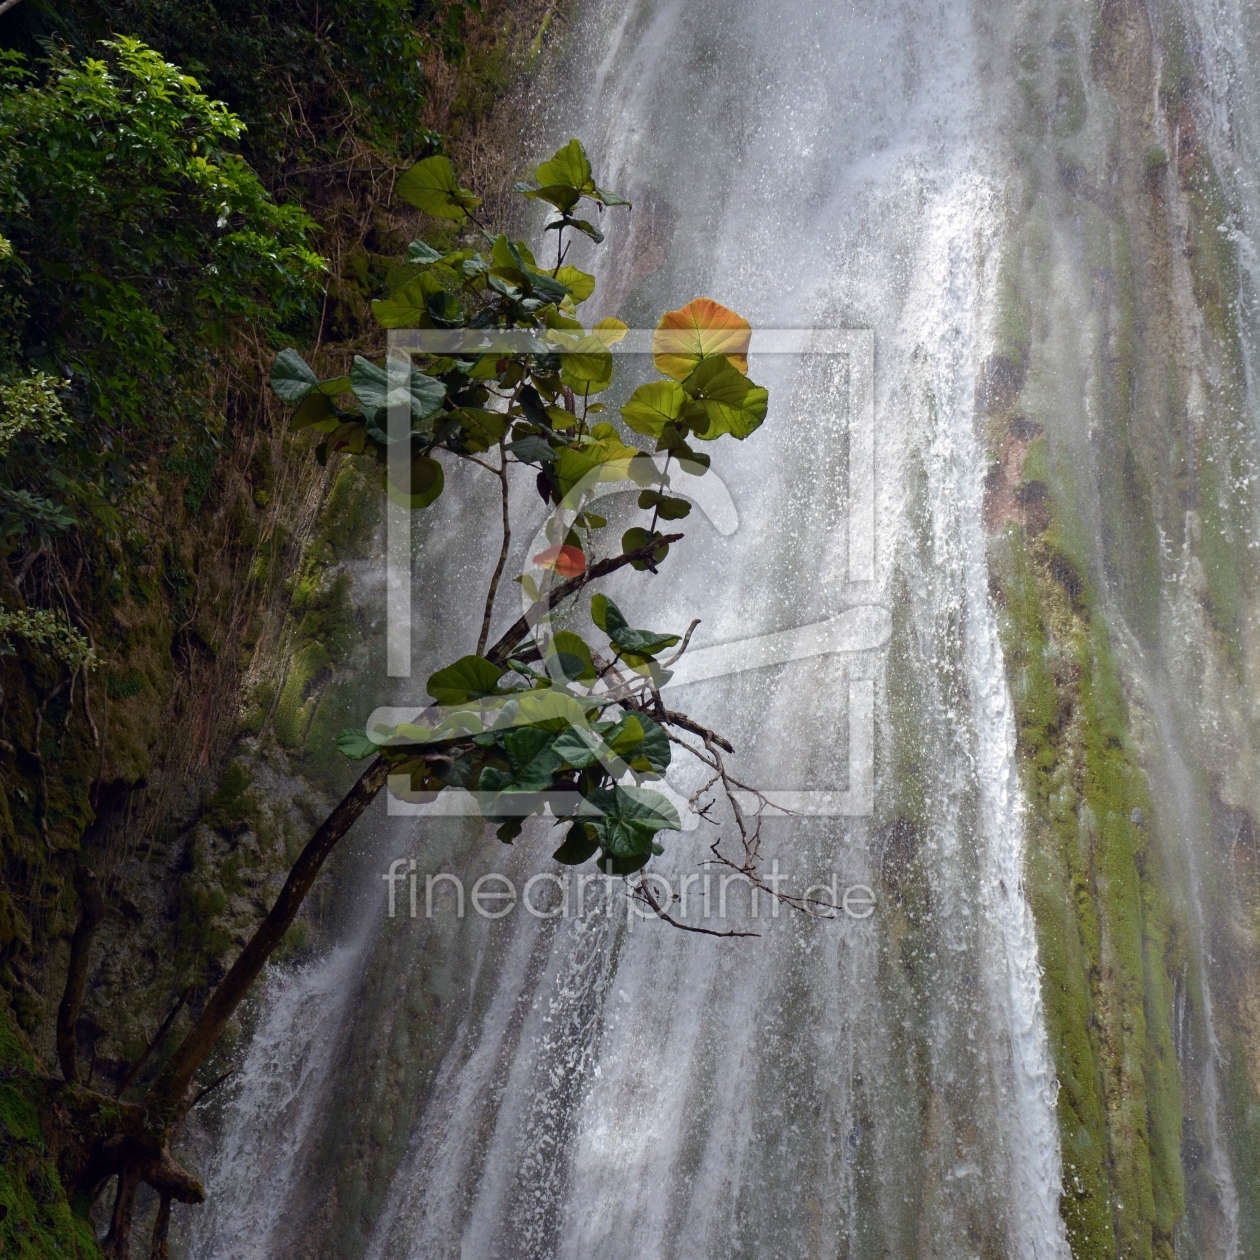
[10,0,481,176]
[0,37,323,552]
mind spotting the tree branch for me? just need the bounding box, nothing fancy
[485,532,684,666]
[146,757,391,1118]
[149,1194,172,1260]
[57,868,105,1084]
[144,538,684,1116]
[116,987,190,1099]
[0,0,25,19]
[652,705,734,753]
[661,617,700,666]
[191,1068,236,1109]
[633,877,759,937]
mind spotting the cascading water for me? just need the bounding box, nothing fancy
[185,1,1260,1257]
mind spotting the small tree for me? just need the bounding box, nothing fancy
[58,138,777,1258]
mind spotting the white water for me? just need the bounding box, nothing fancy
[186,934,372,1257]
[190,0,1260,1254]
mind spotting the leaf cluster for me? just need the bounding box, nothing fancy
[271,139,770,872]
[342,607,680,872]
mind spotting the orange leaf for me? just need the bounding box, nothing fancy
[532,544,587,578]
[652,297,751,381]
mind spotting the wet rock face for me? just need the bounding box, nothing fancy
[984,0,1260,1253]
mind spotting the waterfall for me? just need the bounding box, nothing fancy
[186,936,373,1258]
[186,0,1260,1256]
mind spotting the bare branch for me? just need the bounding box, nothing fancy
[191,1069,237,1109]
[661,618,700,666]
[633,877,759,938]
[0,0,24,18]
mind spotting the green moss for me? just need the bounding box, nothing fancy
[1021,434,1050,487]
[104,672,142,700]
[315,464,377,560]
[1197,448,1243,650]
[273,642,332,749]
[995,521,1185,1258]
[295,572,357,664]
[1158,13,1193,107]
[203,760,258,832]
[239,680,276,737]
[0,1007,103,1259]
[993,251,1033,371]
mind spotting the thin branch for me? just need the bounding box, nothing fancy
[0,0,24,19]
[477,438,511,656]
[633,877,759,938]
[116,987,190,1099]
[636,699,733,753]
[191,1068,236,1109]
[484,533,684,666]
[661,618,700,667]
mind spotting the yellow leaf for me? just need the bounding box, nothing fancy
[591,316,628,347]
[556,265,596,304]
[652,297,751,381]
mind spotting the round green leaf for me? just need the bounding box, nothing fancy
[553,822,600,866]
[396,155,482,221]
[621,380,686,437]
[426,655,505,705]
[547,629,596,682]
[386,454,444,509]
[270,348,319,402]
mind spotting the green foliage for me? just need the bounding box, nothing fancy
[0,371,72,453]
[27,0,485,178]
[272,139,769,872]
[0,606,97,670]
[0,37,323,554]
[590,593,680,661]
[396,154,482,220]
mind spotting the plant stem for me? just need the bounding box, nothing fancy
[485,531,684,666]
[477,437,511,656]
[648,450,672,535]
